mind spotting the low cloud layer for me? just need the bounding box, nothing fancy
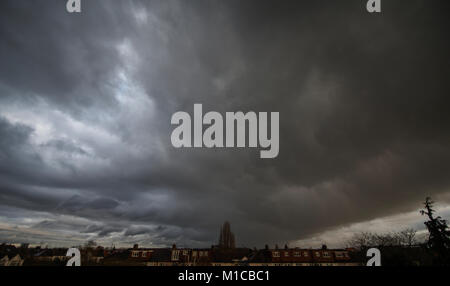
[0,0,450,248]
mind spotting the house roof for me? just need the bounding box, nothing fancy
[148,249,171,262]
[34,248,68,257]
[211,248,253,262]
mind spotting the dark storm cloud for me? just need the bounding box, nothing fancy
[41,139,89,156]
[123,225,152,236]
[0,0,450,247]
[82,224,124,237]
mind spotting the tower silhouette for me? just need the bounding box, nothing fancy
[218,221,236,249]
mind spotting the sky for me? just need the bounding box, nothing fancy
[0,0,450,248]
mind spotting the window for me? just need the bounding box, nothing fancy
[323,252,330,257]
[142,251,147,257]
[171,250,180,261]
[132,251,139,258]
[294,252,300,257]
[272,251,280,257]
[315,252,320,257]
[183,250,188,256]
[192,251,197,257]
[284,251,289,257]
[303,251,309,257]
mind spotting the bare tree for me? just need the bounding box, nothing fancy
[84,240,97,249]
[398,228,417,246]
[347,232,373,250]
[347,229,417,249]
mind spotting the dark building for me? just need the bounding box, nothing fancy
[218,221,236,249]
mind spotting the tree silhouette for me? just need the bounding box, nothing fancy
[420,197,450,264]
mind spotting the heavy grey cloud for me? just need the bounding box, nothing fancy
[0,0,449,247]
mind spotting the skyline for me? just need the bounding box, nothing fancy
[1,0,450,249]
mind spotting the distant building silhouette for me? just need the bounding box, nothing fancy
[218,221,236,249]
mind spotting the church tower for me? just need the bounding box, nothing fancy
[218,221,236,249]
